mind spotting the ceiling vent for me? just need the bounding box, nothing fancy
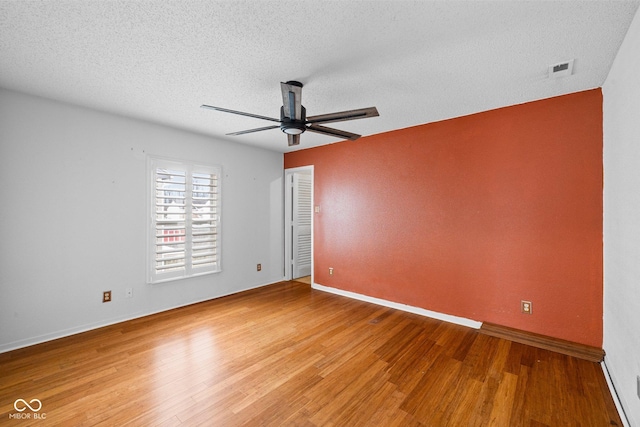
[548,59,574,79]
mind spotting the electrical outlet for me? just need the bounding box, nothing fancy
[521,300,532,314]
[329,267,333,275]
[125,288,133,298]
[103,291,111,303]
[257,263,262,271]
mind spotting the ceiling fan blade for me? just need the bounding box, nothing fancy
[280,81,302,120]
[287,134,300,147]
[306,124,361,141]
[306,107,379,125]
[226,125,280,136]
[200,105,281,123]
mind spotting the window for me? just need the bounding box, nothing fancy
[148,157,221,283]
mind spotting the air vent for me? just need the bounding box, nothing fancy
[548,59,574,79]
[553,63,569,73]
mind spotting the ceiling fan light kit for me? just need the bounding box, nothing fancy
[201,81,378,147]
[280,104,307,135]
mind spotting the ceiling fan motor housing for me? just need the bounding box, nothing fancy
[280,105,307,135]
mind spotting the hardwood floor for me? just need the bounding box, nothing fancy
[0,281,622,426]
[294,276,312,285]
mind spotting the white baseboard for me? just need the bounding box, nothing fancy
[601,359,631,427]
[312,283,482,330]
[0,278,285,354]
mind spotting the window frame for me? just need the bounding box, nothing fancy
[147,156,222,284]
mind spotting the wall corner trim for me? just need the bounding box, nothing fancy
[480,322,605,362]
[312,283,482,329]
[601,360,632,427]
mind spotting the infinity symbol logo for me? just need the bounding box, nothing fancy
[14,398,42,412]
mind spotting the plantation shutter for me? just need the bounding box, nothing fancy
[154,168,187,277]
[149,158,221,283]
[191,171,219,271]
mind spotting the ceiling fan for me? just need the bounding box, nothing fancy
[201,81,379,147]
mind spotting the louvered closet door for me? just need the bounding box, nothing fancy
[293,173,312,279]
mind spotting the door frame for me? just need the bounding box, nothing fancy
[284,165,314,282]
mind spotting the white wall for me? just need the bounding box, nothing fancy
[603,8,640,426]
[0,89,284,352]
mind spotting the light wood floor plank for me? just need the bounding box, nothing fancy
[0,281,623,426]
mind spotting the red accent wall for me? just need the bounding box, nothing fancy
[285,89,603,347]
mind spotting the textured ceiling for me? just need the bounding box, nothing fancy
[1,1,638,153]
